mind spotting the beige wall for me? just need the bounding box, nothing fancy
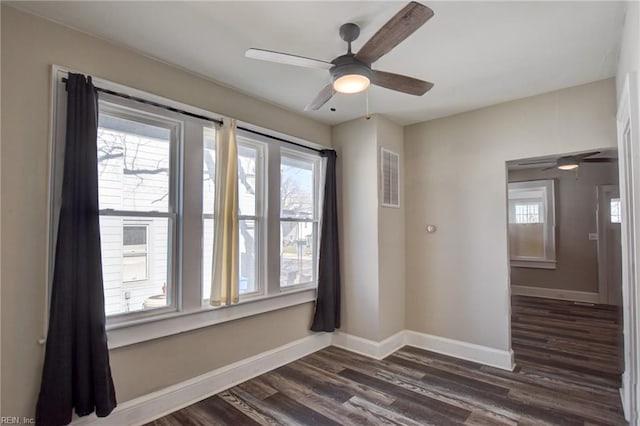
[617,1,640,100]
[0,6,331,417]
[404,79,617,351]
[333,117,380,340]
[376,116,406,339]
[509,163,619,293]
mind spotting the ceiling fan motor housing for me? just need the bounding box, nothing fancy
[330,54,373,84]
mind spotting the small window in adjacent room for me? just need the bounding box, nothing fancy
[508,179,556,269]
[611,198,622,224]
[514,202,543,224]
[381,148,400,208]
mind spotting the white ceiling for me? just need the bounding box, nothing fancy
[10,1,626,126]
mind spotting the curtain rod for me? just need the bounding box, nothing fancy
[236,126,323,153]
[62,77,223,125]
[62,76,328,154]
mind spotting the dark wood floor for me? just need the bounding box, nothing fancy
[148,295,625,425]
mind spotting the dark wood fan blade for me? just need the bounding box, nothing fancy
[372,70,433,95]
[355,2,434,65]
[245,48,333,70]
[518,160,556,166]
[582,158,618,163]
[305,84,334,111]
[573,151,601,160]
[542,165,558,171]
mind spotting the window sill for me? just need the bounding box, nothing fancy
[106,288,317,349]
[511,259,557,270]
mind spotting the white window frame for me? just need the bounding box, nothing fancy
[97,98,181,324]
[45,66,323,349]
[508,179,557,269]
[279,148,322,290]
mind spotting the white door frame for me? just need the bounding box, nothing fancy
[617,72,639,423]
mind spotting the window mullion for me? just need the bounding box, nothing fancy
[266,144,281,296]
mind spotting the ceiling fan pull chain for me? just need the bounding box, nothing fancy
[365,89,371,120]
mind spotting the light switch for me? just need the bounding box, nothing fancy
[588,233,598,241]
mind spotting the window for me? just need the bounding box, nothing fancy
[508,180,556,269]
[202,136,265,301]
[611,198,622,224]
[97,107,177,317]
[202,137,321,303]
[513,202,543,224]
[280,151,320,287]
[50,69,323,345]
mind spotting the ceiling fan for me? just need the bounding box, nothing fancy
[517,151,617,171]
[245,1,434,111]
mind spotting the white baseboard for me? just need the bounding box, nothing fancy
[332,330,405,360]
[404,331,514,371]
[75,329,513,425]
[72,332,333,425]
[333,330,513,371]
[511,285,600,304]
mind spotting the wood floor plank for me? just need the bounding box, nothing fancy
[263,392,342,426]
[344,396,426,426]
[147,296,626,425]
[192,395,261,426]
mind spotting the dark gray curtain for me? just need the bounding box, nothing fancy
[36,73,116,425]
[311,150,341,332]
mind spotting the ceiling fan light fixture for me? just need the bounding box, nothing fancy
[330,59,373,94]
[333,74,370,94]
[558,164,579,170]
[557,156,580,170]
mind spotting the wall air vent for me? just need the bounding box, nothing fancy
[381,148,400,208]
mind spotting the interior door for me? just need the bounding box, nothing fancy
[597,185,622,305]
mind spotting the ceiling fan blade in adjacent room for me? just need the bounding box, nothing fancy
[355,2,434,65]
[574,151,601,160]
[372,70,433,95]
[582,158,618,163]
[245,48,333,70]
[541,165,559,171]
[305,84,334,111]
[517,160,556,166]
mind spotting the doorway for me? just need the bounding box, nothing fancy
[597,184,622,306]
[507,149,620,303]
[506,149,625,419]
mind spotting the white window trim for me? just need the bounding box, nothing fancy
[508,179,557,269]
[44,65,325,349]
[107,288,317,349]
